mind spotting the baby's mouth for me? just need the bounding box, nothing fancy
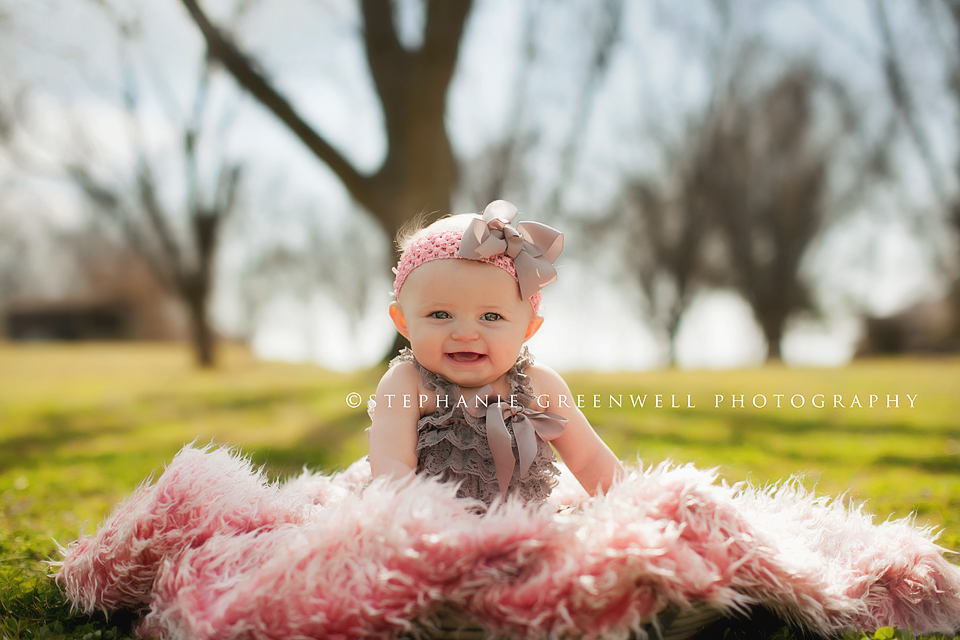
[447,352,486,363]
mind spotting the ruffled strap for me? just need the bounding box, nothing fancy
[509,347,536,408]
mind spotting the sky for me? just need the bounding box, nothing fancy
[4,0,956,371]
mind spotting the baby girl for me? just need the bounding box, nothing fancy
[369,200,623,507]
[58,199,960,636]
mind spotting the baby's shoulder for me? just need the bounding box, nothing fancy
[523,362,573,397]
[377,360,421,393]
[522,362,582,417]
[375,360,439,417]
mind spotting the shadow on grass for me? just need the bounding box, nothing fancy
[598,405,960,438]
[0,383,370,478]
[873,454,960,473]
[0,409,135,475]
[137,386,338,416]
[246,409,370,479]
[603,408,960,473]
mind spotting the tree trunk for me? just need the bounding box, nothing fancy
[949,278,960,347]
[667,330,680,368]
[180,213,220,368]
[180,0,471,242]
[759,312,784,362]
[184,284,216,368]
[666,300,684,368]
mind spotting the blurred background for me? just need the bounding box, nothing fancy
[1,0,958,372]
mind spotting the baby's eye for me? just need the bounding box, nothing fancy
[430,311,451,320]
[481,312,502,322]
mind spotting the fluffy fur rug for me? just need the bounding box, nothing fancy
[54,444,960,640]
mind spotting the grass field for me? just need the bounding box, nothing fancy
[1,343,959,639]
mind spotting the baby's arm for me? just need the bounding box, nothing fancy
[526,364,624,494]
[368,362,421,481]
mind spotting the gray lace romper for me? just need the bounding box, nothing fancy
[388,347,561,507]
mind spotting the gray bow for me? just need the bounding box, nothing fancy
[463,385,567,500]
[458,200,564,302]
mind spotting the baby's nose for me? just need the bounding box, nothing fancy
[451,320,479,341]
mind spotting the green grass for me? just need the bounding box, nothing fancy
[1,343,958,639]
[566,359,960,552]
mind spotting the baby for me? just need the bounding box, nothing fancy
[369,200,623,506]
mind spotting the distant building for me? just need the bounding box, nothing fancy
[3,293,187,343]
[4,299,130,341]
[0,228,190,343]
[858,296,959,355]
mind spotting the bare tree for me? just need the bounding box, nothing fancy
[871,0,960,343]
[705,63,890,360]
[704,66,833,360]
[458,2,540,210]
[238,203,387,353]
[601,4,762,365]
[612,45,883,363]
[66,43,243,367]
[612,152,721,365]
[184,0,632,226]
[460,0,624,215]
[180,0,631,360]
[180,0,470,243]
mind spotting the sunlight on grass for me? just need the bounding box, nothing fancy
[0,343,379,540]
[567,357,960,547]
[1,343,959,639]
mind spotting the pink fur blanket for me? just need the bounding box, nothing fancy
[54,445,960,639]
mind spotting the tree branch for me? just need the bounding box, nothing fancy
[871,0,952,209]
[135,157,186,281]
[548,0,623,217]
[420,0,474,91]
[360,0,472,110]
[66,164,178,293]
[178,0,376,212]
[361,0,411,121]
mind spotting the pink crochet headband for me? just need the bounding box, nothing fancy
[392,200,564,314]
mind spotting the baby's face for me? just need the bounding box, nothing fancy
[390,259,543,391]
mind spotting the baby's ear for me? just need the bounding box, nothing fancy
[388,302,409,338]
[524,315,544,341]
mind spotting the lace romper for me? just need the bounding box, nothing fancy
[386,347,561,507]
